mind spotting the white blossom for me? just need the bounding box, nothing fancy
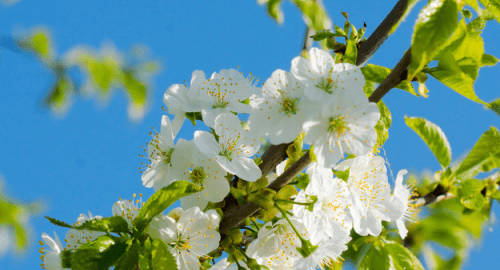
[392,169,419,239]
[64,212,105,251]
[112,195,142,229]
[293,230,350,270]
[248,69,316,144]
[147,207,221,270]
[194,113,261,182]
[335,154,403,236]
[39,232,66,270]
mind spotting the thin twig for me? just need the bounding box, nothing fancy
[356,0,410,66]
[368,48,411,103]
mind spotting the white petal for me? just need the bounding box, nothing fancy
[194,131,221,157]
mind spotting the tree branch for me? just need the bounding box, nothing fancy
[220,151,312,234]
[356,0,410,66]
[413,184,454,206]
[368,48,411,103]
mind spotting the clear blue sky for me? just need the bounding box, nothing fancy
[1,0,500,269]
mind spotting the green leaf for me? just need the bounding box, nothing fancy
[361,64,417,95]
[151,239,178,270]
[461,193,486,210]
[374,101,392,151]
[291,0,331,32]
[71,235,127,270]
[456,127,500,176]
[429,52,486,105]
[358,243,390,270]
[266,0,284,24]
[311,30,335,41]
[389,0,421,34]
[480,151,500,171]
[123,71,147,106]
[44,77,73,109]
[385,241,425,270]
[464,0,479,10]
[460,179,486,196]
[344,38,357,65]
[481,54,499,66]
[74,216,130,233]
[409,0,459,79]
[480,0,500,24]
[45,216,73,228]
[334,24,347,37]
[489,98,500,117]
[134,181,203,233]
[138,238,153,270]
[405,117,452,168]
[85,57,118,93]
[21,30,51,60]
[114,240,140,270]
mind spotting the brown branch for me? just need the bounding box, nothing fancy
[356,0,410,66]
[413,183,454,206]
[368,48,411,103]
[220,151,312,235]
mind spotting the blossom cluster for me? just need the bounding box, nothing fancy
[40,48,417,270]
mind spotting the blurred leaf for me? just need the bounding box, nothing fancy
[479,0,500,24]
[480,152,500,171]
[151,239,178,270]
[291,0,332,31]
[82,55,119,93]
[461,193,486,210]
[374,100,391,151]
[361,64,417,95]
[123,71,147,106]
[264,0,284,24]
[358,243,390,270]
[464,0,479,10]
[429,52,486,105]
[44,77,73,109]
[134,181,203,233]
[19,29,51,60]
[409,0,459,79]
[455,127,500,176]
[460,179,486,196]
[390,0,421,34]
[405,117,452,168]
[386,241,425,270]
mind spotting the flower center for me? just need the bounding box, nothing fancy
[278,89,299,115]
[315,68,335,94]
[219,135,240,161]
[327,115,349,137]
[212,84,229,109]
[189,167,207,186]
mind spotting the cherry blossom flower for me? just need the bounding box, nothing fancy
[147,207,221,270]
[291,47,366,103]
[249,69,316,144]
[194,113,261,182]
[141,115,179,191]
[392,169,419,239]
[200,69,258,128]
[335,154,403,236]
[112,194,142,229]
[39,232,65,270]
[170,139,230,210]
[246,218,307,269]
[293,163,352,245]
[303,91,380,168]
[293,230,350,270]
[163,70,211,134]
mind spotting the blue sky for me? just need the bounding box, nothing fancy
[1,0,500,269]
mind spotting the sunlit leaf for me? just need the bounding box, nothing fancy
[409,0,459,79]
[344,37,357,65]
[151,239,178,270]
[291,0,332,31]
[358,243,390,270]
[134,181,203,233]
[71,235,127,270]
[385,241,425,270]
[456,127,500,176]
[361,64,417,95]
[481,54,499,66]
[461,193,486,210]
[488,98,500,117]
[405,117,452,168]
[374,100,391,151]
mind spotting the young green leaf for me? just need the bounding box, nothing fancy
[405,117,452,168]
[291,0,332,32]
[409,0,459,79]
[460,193,486,210]
[151,239,178,270]
[344,37,357,65]
[385,241,425,270]
[133,181,203,233]
[265,0,284,24]
[455,127,500,176]
[123,71,147,106]
[488,98,500,117]
[71,235,128,270]
[374,100,392,151]
[429,52,486,105]
[45,216,73,228]
[481,54,499,67]
[361,64,417,95]
[74,216,130,233]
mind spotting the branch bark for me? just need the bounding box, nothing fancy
[356,0,410,66]
[368,48,411,103]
